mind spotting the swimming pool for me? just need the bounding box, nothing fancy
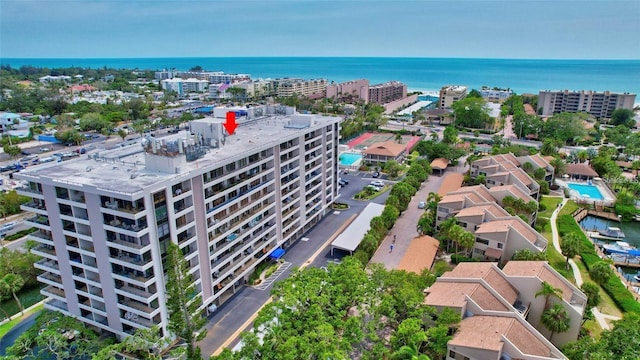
[339,152,362,166]
[567,183,604,200]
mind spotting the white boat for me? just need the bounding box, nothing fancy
[602,241,640,256]
[598,226,626,239]
[634,275,640,282]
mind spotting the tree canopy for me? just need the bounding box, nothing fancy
[451,97,491,129]
[213,258,459,360]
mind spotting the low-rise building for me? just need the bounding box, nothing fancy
[425,261,586,359]
[439,85,468,109]
[480,87,514,103]
[362,140,407,166]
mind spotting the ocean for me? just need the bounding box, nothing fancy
[2,57,639,96]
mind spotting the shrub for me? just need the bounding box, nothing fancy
[4,227,37,241]
[451,254,477,264]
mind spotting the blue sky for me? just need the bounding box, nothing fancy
[1,0,638,59]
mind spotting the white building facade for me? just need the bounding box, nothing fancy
[18,108,341,339]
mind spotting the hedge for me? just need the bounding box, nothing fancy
[4,227,37,242]
[557,214,640,313]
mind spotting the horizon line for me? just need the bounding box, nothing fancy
[2,56,639,62]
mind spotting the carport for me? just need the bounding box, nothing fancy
[331,203,385,255]
[269,248,285,260]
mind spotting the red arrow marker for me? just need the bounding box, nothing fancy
[224,112,237,135]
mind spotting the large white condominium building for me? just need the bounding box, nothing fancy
[17,106,341,339]
[537,90,636,118]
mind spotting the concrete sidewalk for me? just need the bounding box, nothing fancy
[552,199,621,330]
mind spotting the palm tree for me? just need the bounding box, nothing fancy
[0,273,25,316]
[549,157,566,180]
[560,233,581,269]
[577,150,588,163]
[427,192,441,204]
[589,261,613,285]
[535,281,563,310]
[391,344,431,360]
[541,304,571,342]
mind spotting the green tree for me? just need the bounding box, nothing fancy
[589,261,613,285]
[549,157,566,179]
[540,138,558,156]
[442,126,458,144]
[117,129,127,141]
[0,273,25,315]
[164,242,206,360]
[580,282,601,309]
[2,144,21,159]
[391,344,431,360]
[535,281,563,310]
[541,304,571,342]
[94,326,170,360]
[560,233,581,269]
[512,248,546,261]
[610,108,636,127]
[451,97,491,128]
[384,159,402,179]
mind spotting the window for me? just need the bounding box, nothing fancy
[476,238,489,245]
[497,242,504,249]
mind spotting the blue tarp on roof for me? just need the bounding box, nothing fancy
[269,248,285,259]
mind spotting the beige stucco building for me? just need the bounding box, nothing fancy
[537,90,636,118]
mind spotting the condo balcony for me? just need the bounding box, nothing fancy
[32,244,57,258]
[101,197,146,216]
[42,285,66,300]
[37,272,62,287]
[34,259,59,273]
[15,182,43,196]
[26,215,50,227]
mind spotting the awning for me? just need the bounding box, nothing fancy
[484,247,503,259]
[269,248,285,259]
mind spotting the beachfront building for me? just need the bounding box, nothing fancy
[439,85,468,109]
[207,72,251,84]
[537,90,636,118]
[326,79,370,103]
[276,78,328,98]
[18,108,342,339]
[425,261,586,359]
[480,87,514,103]
[39,75,72,84]
[367,81,407,105]
[232,80,277,100]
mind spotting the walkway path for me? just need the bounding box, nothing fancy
[551,198,621,330]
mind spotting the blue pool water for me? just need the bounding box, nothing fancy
[567,183,604,200]
[339,153,362,166]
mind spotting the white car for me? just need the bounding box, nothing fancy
[370,180,384,187]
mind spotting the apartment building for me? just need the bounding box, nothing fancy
[470,153,549,200]
[426,262,586,360]
[537,90,636,118]
[439,85,468,109]
[326,79,370,103]
[233,80,277,99]
[436,184,545,261]
[154,70,176,81]
[367,81,407,105]
[480,88,514,103]
[276,78,328,98]
[160,78,183,96]
[18,108,341,340]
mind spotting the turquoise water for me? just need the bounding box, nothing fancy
[339,153,362,166]
[2,57,639,95]
[567,183,604,200]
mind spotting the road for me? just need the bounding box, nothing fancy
[0,311,38,355]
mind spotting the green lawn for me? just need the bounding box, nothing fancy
[538,196,563,219]
[0,303,44,339]
[0,286,44,320]
[559,200,581,217]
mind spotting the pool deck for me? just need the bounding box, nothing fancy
[556,179,616,206]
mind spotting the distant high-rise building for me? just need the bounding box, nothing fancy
[439,85,468,109]
[17,108,342,340]
[276,78,327,98]
[537,90,636,118]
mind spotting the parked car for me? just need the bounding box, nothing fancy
[372,171,380,178]
[39,147,51,152]
[418,201,426,209]
[367,185,382,192]
[370,180,384,187]
[338,178,349,186]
